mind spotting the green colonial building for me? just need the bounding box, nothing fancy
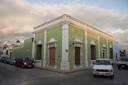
[12,14,114,70]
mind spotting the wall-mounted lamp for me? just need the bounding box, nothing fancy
[31,37,36,43]
[66,49,68,52]
[69,42,75,47]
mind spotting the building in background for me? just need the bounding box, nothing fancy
[0,42,3,55]
[12,14,114,70]
[12,38,32,59]
[3,41,8,55]
[113,41,122,62]
[121,44,128,56]
[2,40,23,58]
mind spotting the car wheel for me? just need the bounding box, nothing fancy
[94,74,96,78]
[21,65,24,69]
[110,74,114,79]
[13,63,15,66]
[118,66,120,69]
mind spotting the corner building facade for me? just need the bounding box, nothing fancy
[32,14,114,70]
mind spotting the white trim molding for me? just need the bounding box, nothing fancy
[33,14,114,41]
[47,38,57,69]
[32,34,35,59]
[98,36,100,59]
[61,24,69,70]
[74,43,83,69]
[90,40,96,46]
[103,44,106,48]
[110,45,112,48]
[107,39,109,58]
[47,38,57,44]
[73,38,84,44]
[43,30,46,67]
[85,31,88,67]
[36,40,42,45]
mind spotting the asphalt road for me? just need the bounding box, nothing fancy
[0,62,128,85]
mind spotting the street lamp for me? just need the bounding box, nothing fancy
[31,37,36,43]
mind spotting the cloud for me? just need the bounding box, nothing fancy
[113,30,128,45]
[0,0,128,45]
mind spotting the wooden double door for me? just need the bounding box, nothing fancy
[49,47,56,65]
[36,45,42,60]
[91,45,96,60]
[75,47,80,65]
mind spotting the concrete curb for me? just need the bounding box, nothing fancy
[36,67,88,74]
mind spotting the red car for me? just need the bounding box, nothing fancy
[15,57,34,68]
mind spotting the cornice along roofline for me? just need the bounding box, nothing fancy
[33,14,113,40]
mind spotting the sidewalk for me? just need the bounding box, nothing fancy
[36,66,89,74]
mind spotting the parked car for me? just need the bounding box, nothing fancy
[9,58,17,65]
[92,59,114,79]
[4,58,11,64]
[15,57,34,68]
[117,57,128,69]
[0,55,8,61]
[0,56,8,62]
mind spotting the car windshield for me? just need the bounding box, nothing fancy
[95,60,111,65]
[2,57,7,59]
[120,58,128,62]
[7,58,11,60]
[3,56,7,58]
[23,58,31,61]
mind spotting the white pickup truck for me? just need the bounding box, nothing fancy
[92,59,114,79]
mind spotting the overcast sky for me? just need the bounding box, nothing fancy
[0,0,128,45]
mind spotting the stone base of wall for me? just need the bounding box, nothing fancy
[43,60,46,67]
[61,61,69,70]
[35,60,41,67]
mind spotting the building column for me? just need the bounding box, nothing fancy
[85,31,88,67]
[43,30,46,67]
[61,24,69,70]
[32,34,35,59]
[107,39,109,59]
[98,36,100,59]
[113,41,115,62]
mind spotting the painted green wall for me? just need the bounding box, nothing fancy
[12,38,32,59]
[100,37,107,58]
[87,32,98,66]
[68,25,85,69]
[12,47,24,58]
[23,38,32,58]
[108,40,113,59]
[46,26,62,69]
[35,31,44,66]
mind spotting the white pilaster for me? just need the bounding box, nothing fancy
[43,30,46,67]
[85,31,88,67]
[113,41,114,62]
[98,36,100,59]
[107,39,109,59]
[61,24,69,70]
[32,34,35,59]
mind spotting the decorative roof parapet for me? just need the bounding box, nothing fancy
[33,14,113,40]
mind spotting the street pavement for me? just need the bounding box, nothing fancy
[0,62,128,85]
